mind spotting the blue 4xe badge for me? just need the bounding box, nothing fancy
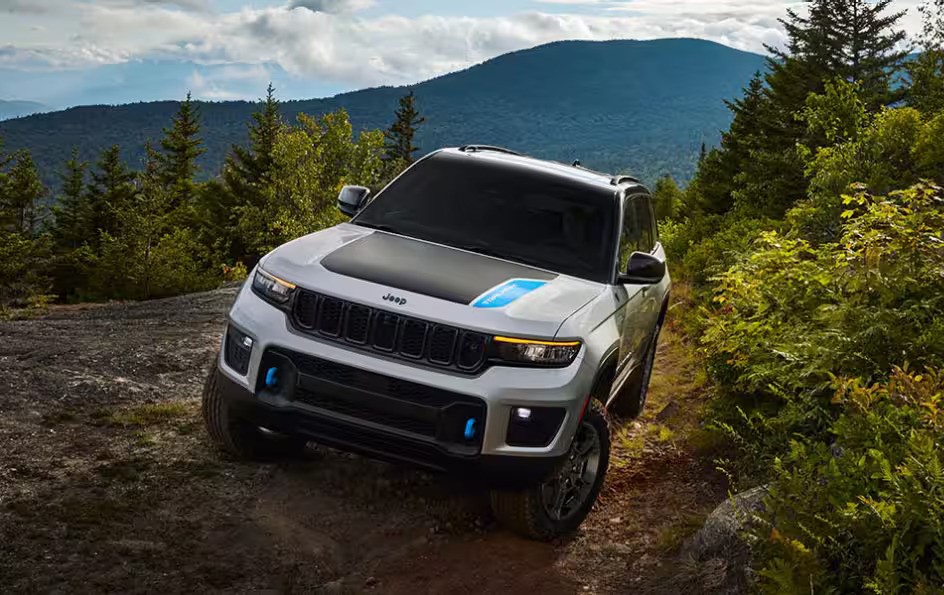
[471,278,548,309]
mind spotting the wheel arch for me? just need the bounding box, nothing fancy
[590,347,619,406]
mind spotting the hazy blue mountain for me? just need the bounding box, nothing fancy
[0,100,49,121]
[0,38,766,190]
[0,61,340,110]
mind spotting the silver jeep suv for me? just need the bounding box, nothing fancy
[203,145,671,540]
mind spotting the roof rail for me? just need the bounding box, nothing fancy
[457,145,522,156]
[611,175,641,186]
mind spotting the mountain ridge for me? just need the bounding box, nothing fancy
[0,38,767,190]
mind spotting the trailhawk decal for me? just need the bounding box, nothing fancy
[471,279,548,309]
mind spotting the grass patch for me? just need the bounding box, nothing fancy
[655,511,710,554]
[109,402,190,427]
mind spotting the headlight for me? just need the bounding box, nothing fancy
[252,268,296,305]
[491,336,582,367]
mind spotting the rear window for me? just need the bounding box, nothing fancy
[354,152,617,282]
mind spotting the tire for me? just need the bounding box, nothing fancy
[611,320,661,419]
[202,364,307,461]
[490,400,610,541]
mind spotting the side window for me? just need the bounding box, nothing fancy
[634,195,656,253]
[618,196,642,272]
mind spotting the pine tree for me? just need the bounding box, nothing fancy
[217,83,285,263]
[909,0,944,113]
[158,91,205,208]
[86,145,136,243]
[383,91,425,164]
[689,73,770,215]
[652,175,683,221]
[131,143,174,299]
[713,0,910,217]
[222,83,282,209]
[3,150,45,235]
[767,0,908,112]
[52,148,88,250]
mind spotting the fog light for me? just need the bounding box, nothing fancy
[506,406,566,447]
[242,336,254,349]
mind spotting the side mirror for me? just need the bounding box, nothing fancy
[618,252,665,285]
[337,185,371,217]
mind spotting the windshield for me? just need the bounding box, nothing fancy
[353,152,617,282]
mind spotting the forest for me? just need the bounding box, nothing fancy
[0,88,422,312]
[655,0,944,590]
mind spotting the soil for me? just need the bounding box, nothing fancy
[0,287,729,593]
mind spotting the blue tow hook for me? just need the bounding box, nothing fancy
[265,367,279,388]
[464,418,477,440]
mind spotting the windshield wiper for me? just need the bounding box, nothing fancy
[356,222,401,234]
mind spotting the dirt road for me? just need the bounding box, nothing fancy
[0,288,727,593]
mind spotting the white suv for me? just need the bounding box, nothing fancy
[203,145,671,540]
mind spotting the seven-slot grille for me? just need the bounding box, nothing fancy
[292,288,489,372]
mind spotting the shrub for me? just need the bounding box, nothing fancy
[756,368,944,593]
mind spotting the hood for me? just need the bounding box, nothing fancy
[260,223,605,338]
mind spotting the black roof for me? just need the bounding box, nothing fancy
[436,146,646,196]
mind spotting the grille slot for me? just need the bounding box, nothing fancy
[428,326,457,365]
[344,305,371,344]
[399,320,428,358]
[295,292,318,329]
[318,297,344,336]
[372,312,399,351]
[291,288,489,373]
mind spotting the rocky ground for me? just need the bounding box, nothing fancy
[0,288,729,593]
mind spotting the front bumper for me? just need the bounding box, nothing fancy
[214,367,564,486]
[220,281,597,468]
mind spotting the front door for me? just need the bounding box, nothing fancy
[610,193,655,401]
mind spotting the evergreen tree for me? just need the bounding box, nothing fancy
[767,0,908,112]
[688,73,770,215]
[157,92,205,208]
[909,0,944,113]
[383,91,425,164]
[222,83,282,208]
[652,175,683,221]
[3,150,45,235]
[86,145,136,243]
[52,148,88,250]
[218,83,284,262]
[715,0,910,217]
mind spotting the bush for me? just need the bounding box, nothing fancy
[0,230,51,313]
[756,368,944,593]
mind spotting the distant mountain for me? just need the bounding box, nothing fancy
[0,61,340,110]
[0,39,766,190]
[0,100,48,121]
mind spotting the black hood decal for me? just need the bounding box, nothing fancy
[320,232,556,305]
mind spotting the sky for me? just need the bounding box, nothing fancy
[0,0,927,107]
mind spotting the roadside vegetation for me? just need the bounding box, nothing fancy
[652,0,944,591]
[0,87,424,314]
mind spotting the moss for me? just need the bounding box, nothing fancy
[108,402,191,427]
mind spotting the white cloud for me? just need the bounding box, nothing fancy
[288,0,374,13]
[0,0,926,95]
